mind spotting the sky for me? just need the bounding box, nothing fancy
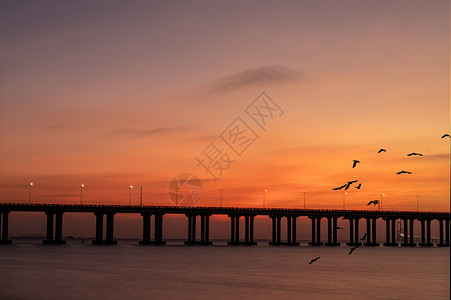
[0,0,450,237]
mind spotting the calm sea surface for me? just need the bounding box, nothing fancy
[0,240,449,300]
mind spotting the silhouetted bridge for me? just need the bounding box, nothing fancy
[0,203,449,247]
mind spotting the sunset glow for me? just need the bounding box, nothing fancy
[0,1,449,215]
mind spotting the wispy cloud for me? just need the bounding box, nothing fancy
[204,65,306,95]
[109,127,189,138]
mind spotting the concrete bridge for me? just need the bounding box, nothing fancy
[0,203,449,247]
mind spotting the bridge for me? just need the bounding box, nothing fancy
[0,203,449,247]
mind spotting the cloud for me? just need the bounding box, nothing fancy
[205,65,306,95]
[109,127,190,138]
[42,123,66,132]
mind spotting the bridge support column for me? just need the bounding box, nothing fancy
[401,219,416,247]
[269,215,281,245]
[287,216,299,246]
[419,219,433,247]
[437,219,450,247]
[308,216,323,246]
[383,218,398,246]
[43,211,66,245]
[347,218,354,245]
[185,214,197,245]
[325,217,340,246]
[242,215,256,245]
[139,213,151,245]
[153,214,165,245]
[228,215,240,245]
[105,213,117,245]
[0,211,12,244]
[364,218,379,246]
[92,212,104,244]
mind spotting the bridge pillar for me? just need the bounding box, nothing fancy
[437,219,450,247]
[0,211,12,244]
[287,216,299,246]
[153,214,165,245]
[308,216,323,246]
[185,214,212,245]
[418,219,433,247]
[383,218,398,246]
[401,219,416,247]
[43,211,66,245]
[364,218,379,246]
[269,215,280,245]
[347,218,354,245]
[325,217,340,246]
[242,215,256,245]
[104,213,117,245]
[139,213,151,245]
[92,212,104,244]
[228,214,241,245]
[446,219,450,246]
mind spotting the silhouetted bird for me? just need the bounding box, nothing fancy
[352,160,360,168]
[345,180,358,190]
[349,245,360,255]
[333,184,347,190]
[396,171,412,174]
[336,226,344,230]
[441,134,450,138]
[360,233,366,240]
[309,257,321,264]
[355,183,362,189]
[367,200,376,206]
[407,152,423,156]
[378,149,386,153]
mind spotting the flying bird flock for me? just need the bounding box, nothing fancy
[309,134,449,265]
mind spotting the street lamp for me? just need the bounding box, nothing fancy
[128,186,133,205]
[263,189,267,208]
[175,187,179,206]
[343,192,347,210]
[28,182,34,203]
[379,193,385,211]
[80,184,84,204]
[416,195,420,211]
[219,189,223,207]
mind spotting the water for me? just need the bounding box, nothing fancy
[0,240,449,299]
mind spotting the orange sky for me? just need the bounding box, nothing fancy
[0,0,449,219]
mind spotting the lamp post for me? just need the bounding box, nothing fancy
[175,187,179,206]
[128,186,133,205]
[28,182,34,203]
[343,192,347,210]
[80,184,84,204]
[263,189,267,208]
[379,193,385,211]
[416,195,420,211]
[219,189,223,207]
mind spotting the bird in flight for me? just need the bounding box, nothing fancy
[378,149,386,153]
[336,226,344,230]
[360,233,366,240]
[333,184,347,190]
[355,183,362,189]
[309,257,321,264]
[397,171,412,174]
[367,200,377,206]
[352,160,360,168]
[349,245,360,255]
[345,180,358,190]
[441,134,450,138]
[407,152,423,156]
